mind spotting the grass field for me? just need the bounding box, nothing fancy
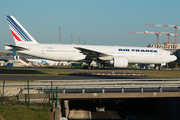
[0,106,53,120]
[0,98,53,120]
[140,70,180,78]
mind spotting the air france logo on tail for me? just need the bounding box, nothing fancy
[6,16,38,45]
[10,30,22,41]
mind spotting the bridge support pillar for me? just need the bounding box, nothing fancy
[61,100,69,118]
[141,87,143,93]
[122,87,124,93]
[102,87,105,93]
[53,106,62,120]
[160,85,162,92]
[82,88,85,93]
[64,100,69,118]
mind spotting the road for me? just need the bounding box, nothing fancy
[68,99,169,120]
[0,74,145,80]
[69,100,122,120]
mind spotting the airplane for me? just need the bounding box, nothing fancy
[13,51,61,66]
[5,15,177,69]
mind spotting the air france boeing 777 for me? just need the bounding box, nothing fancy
[5,16,177,69]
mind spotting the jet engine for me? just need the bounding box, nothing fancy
[110,56,128,68]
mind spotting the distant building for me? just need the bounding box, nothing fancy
[148,42,180,53]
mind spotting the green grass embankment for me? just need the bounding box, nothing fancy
[0,98,53,120]
[140,70,180,78]
[0,106,52,120]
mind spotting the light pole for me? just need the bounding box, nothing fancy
[71,33,73,44]
[59,26,61,44]
[78,38,80,44]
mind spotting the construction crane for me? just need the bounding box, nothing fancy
[129,31,179,44]
[158,32,180,44]
[145,24,180,44]
[130,31,162,44]
[161,32,175,44]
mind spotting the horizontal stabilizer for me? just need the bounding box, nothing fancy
[5,44,29,51]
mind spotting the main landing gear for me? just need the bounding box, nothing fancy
[83,60,100,70]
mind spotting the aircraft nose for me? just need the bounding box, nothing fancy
[171,55,177,61]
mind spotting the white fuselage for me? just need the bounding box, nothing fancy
[12,44,176,64]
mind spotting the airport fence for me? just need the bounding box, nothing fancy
[0,80,60,108]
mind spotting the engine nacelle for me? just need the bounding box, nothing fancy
[110,57,128,68]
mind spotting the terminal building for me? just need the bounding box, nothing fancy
[148,42,180,53]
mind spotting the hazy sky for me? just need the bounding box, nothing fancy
[0,0,180,52]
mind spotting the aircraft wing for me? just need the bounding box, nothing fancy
[74,47,113,60]
[4,44,29,51]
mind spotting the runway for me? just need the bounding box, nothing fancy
[0,74,144,80]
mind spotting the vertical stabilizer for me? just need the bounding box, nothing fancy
[6,16,39,45]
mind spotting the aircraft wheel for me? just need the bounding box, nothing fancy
[83,66,88,69]
[95,67,99,70]
[92,66,95,70]
[88,66,91,70]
